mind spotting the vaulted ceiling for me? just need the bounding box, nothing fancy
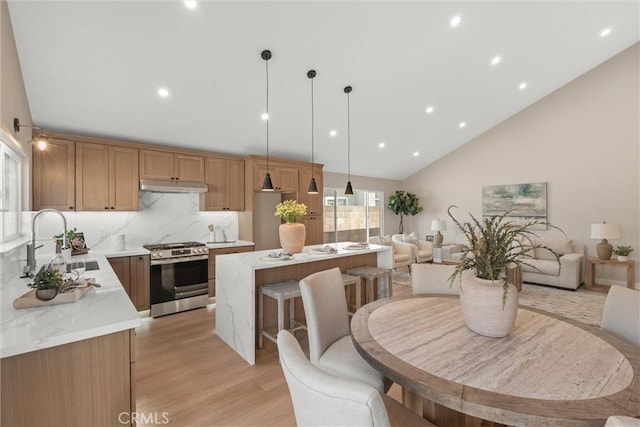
[8,1,639,180]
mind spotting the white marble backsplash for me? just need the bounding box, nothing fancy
[24,192,239,253]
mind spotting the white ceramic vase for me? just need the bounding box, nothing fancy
[279,222,306,253]
[459,273,519,338]
[618,255,629,262]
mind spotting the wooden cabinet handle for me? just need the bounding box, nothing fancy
[104,207,109,210]
[69,206,74,210]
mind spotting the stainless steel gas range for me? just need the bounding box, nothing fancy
[143,242,209,317]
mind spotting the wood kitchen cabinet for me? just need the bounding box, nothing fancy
[140,149,204,182]
[208,245,254,297]
[201,156,245,211]
[108,255,150,311]
[254,162,298,192]
[297,166,324,215]
[301,215,324,246]
[76,142,139,211]
[32,138,76,211]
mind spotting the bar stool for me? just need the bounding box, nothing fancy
[342,273,361,316]
[258,280,306,348]
[346,266,393,303]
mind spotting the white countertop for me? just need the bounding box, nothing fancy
[216,242,391,270]
[0,255,141,359]
[206,240,254,249]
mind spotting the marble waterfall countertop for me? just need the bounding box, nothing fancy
[0,255,141,359]
[206,240,255,249]
[215,242,393,364]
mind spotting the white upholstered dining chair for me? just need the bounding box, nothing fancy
[277,330,435,427]
[411,263,460,295]
[601,285,640,347]
[604,415,640,426]
[299,267,386,393]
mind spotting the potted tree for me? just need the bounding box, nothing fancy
[613,245,633,262]
[387,190,423,234]
[447,205,562,337]
[275,200,308,253]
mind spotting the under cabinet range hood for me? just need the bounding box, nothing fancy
[139,179,208,193]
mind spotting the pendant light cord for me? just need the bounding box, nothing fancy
[310,75,314,178]
[347,90,350,181]
[265,57,270,172]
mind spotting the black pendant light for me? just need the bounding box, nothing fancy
[344,86,354,195]
[307,69,318,194]
[261,50,274,191]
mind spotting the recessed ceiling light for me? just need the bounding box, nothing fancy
[459,122,466,128]
[378,142,385,148]
[600,28,611,37]
[450,15,461,27]
[413,151,419,157]
[157,88,169,98]
[329,130,337,137]
[184,1,197,9]
[491,56,502,66]
[425,106,434,114]
[261,113,269,121]
[518,82,528,90]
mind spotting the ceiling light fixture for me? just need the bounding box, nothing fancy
[450,15,461,27]
[344,85,354,195]
[329,130,337,137]
[519,82,528,90]
[307,69,318,195]
[426,106,434,114]
[158,88,169,98]
[378,142,385,149]
[261,50,274,191]
[600,28,612,37]
[459,122,466,128]
[413,151,419,157]
[261,113,269,121]
[184,1,197,9]
[13,117,49,150]
[491,56,502,66]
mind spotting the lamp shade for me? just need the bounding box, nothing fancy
[431,220,447,232]
[590,223,621,240]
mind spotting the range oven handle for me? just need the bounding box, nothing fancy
[149,254,209,265]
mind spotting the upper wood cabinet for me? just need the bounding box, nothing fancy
[32,138,76,211]
[76,143,139,211]
[297,167,324,216]
[201,157,245,211]
[140,149,204,182]
[254,162,298,192]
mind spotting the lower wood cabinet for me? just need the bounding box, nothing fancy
[301,216,324,246]
[109,255,150,311]
[1,330,135,426]
[208,245,255,297]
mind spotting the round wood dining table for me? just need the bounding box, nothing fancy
[351,295,639,427]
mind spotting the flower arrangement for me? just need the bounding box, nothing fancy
[275,200,307,223]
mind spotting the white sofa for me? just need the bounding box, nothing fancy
[520,239,585,290]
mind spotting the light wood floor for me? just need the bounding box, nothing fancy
[135,280,410,426]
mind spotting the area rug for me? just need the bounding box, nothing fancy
[393,273,606,327]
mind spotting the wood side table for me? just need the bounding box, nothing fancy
[586,257,635,293]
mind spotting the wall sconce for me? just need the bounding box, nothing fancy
[590,222,621,259]
[13,117,49,150]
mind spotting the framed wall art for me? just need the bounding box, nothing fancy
[482,182,547,228]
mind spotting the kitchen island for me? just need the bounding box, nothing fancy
[215,242,392,364]
[0,255,140,426]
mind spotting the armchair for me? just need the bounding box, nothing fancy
[391,234,433,263]
[368,236,412,270]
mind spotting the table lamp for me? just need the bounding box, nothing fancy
[590,222,621,260]
[431,220,447,248]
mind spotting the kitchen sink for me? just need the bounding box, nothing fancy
[66,260,100,272]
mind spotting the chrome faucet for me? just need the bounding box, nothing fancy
[24,208,68,277]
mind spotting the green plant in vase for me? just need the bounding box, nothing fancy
[613,245,633,261]
[387,190,423,234]
[28,267,65,301]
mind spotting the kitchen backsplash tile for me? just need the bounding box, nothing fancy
[25,192,239,253]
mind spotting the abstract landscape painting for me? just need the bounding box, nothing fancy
[482,182,547,226]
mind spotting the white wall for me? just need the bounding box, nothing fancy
[402,43,639,286]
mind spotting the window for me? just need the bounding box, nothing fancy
[0,141,22,242]
[323,187,384,243]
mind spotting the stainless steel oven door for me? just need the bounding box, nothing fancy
[150,257,209,317]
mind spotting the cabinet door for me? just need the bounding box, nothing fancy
[298,167,323,215]
[130,255,150,311]
[139,150,174,180]
[75,142,110,211]
[226,159,245,211]
[110,146,139,211]
[108,257,131,296]
[277,166,299,192]
[203,157,227,210]
[302,216,324,246]
[175,154,204,182]
[32,138,75,211]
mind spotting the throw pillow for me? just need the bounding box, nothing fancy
[402,232,418,245]
[534,239,573,260]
